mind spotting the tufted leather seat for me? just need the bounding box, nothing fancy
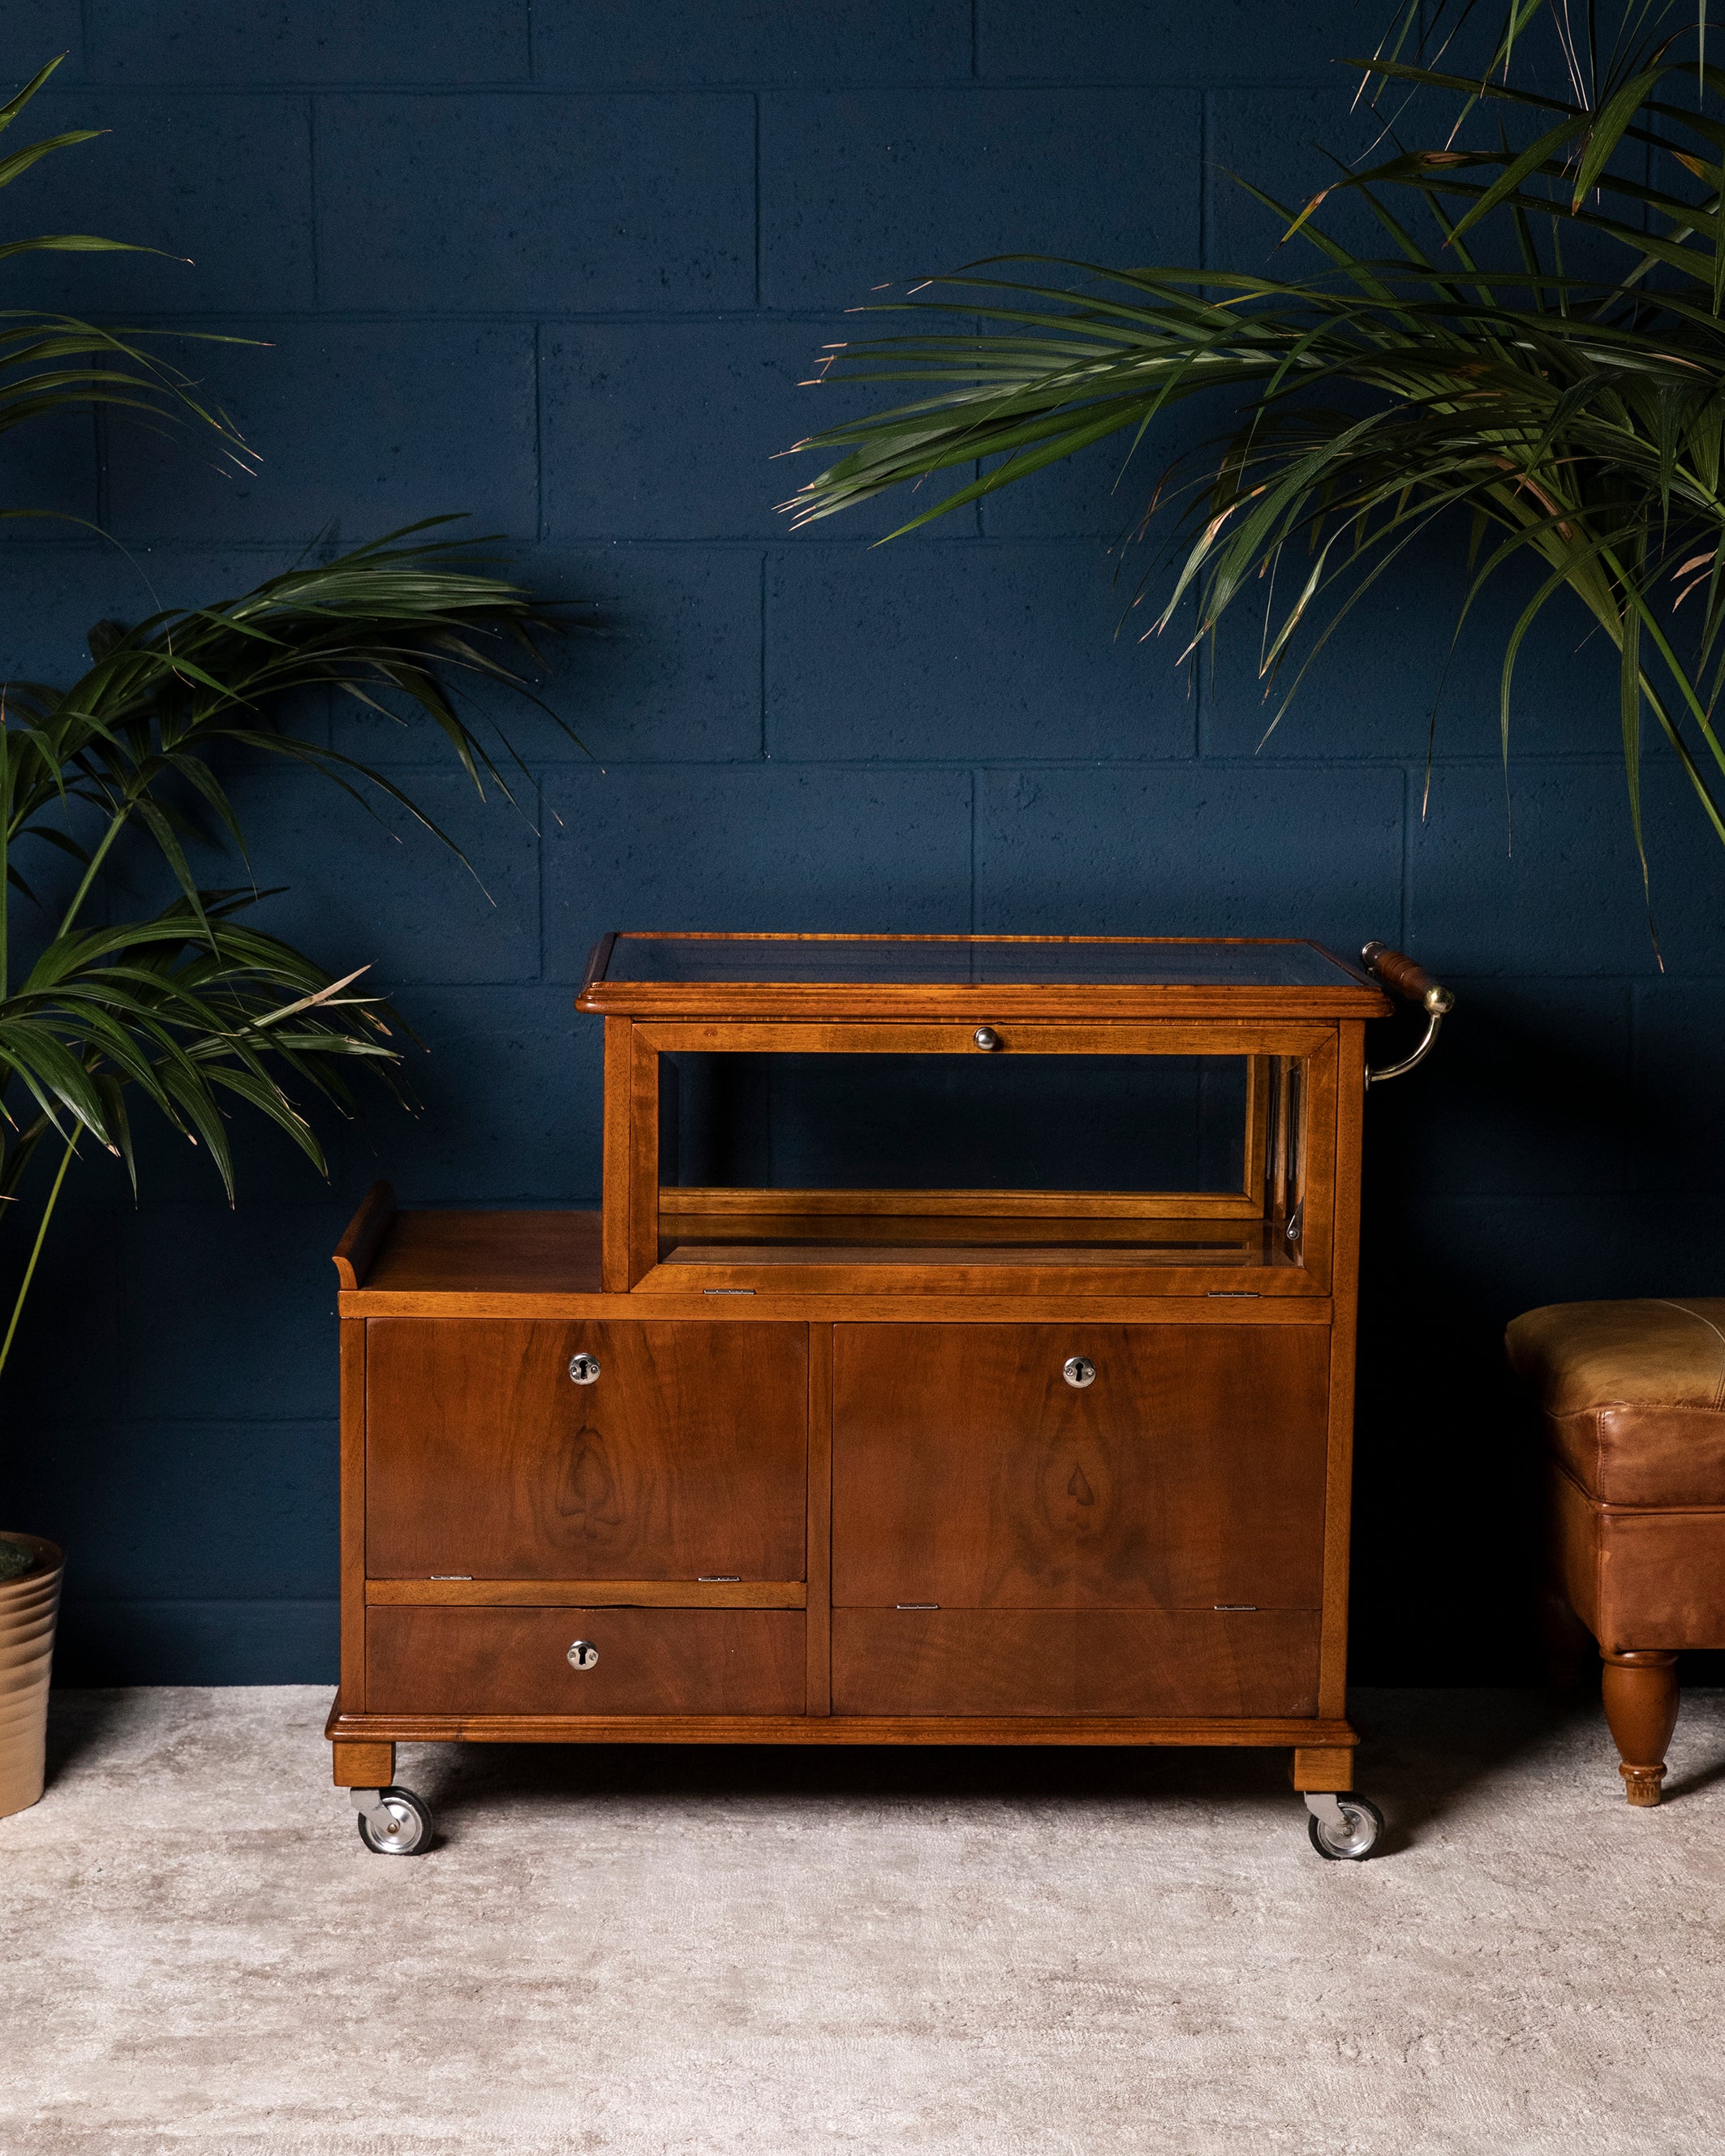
[1507,1298,1725,1805]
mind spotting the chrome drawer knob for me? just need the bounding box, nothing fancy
[1063,1356,1096,1388]
[974,1026,1002,1051]
[567,1639,599,1671]
[568,1353,601,1385]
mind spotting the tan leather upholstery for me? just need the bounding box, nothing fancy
[1508,1298,1725,1653]
[1506,1298,1725,1505]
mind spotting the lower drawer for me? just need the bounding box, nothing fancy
[367,1606,806,1715]
[832,1609,1319,1716]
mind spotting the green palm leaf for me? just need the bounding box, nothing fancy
[781,1,1725,893]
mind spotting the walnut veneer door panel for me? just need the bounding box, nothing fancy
[368,1606,806,1715]
[366,1320,807,1581]
[832,1610,1319,1715]
[832,1323,1329,1610]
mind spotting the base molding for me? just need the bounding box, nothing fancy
[325,1695,1357,1751]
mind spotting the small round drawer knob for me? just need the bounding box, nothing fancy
[567,1639,599,1671]
[1063,1356,1097,1389]
[974,1026,1002,1051]
[568,1353,601,1385]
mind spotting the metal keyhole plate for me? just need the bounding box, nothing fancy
[567,1639,599,1670]
[1063,1356,1096,1389]
[569,1353,601,1385]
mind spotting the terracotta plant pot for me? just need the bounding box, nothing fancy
[0,1532,63,1820]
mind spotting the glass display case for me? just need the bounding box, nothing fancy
[576,932,1388,1295]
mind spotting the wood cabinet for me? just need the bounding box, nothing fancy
[329,932,1422,1842]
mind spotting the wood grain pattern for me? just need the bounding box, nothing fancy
[807,1323,832,1715]
[365,1578,807,1607]
[659,1213,1270,1253]
[329,1696,1357,1749]
[364,1319,807,1581]
[331,1181,396,1291]
[1289,1745,1356,1791]
[660,1188,1267,1220]
[338,1318,368,1711]
[1287,1030,1336,1294]
[602,1019,633,1293]
[337,1208,1340,1319]
[330,1738,393,1788]
[635,1020,1336,1058]
[366,1606,807,1716]
[627,1022,660,1289]
[831,1323,1330,1611]
[1318,1018,1367,1719]
[364,1210,604,1299]
[330,927,1388,1780]
[590,984,1386,1020]
[1362,945,1443,1005]
[831,1609,1321,1716]
[633,1258,1321,1301]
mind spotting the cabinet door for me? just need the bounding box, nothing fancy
[366,1320,807,1580]
[832,1323,1329,1611]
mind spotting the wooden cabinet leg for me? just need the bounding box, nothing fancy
[1600,1650,1680,1807]
[332,1738,394,1788]
[1290,1745,1356,1792]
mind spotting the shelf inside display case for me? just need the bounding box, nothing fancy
[635,1042,1321,1288]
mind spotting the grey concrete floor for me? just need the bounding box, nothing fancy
[2,1685,1723,2154]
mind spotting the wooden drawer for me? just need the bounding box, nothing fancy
[365,1319,807,1581]
[832,1609,1320,1716]
[832,1322,1330,1611]
[367,1606,807,1715]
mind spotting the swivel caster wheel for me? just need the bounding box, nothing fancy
[353,1785,432,1855]
[1303,1791,1384,1861]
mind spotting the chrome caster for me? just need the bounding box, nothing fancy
[1303,1791,1384,1861]
[353,1785,432,1855]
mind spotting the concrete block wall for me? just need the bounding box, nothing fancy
[3,2,1719,1683]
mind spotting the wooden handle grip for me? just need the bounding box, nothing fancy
[1361,941,1453,1012]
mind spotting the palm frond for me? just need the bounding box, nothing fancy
[780,1,1725,876]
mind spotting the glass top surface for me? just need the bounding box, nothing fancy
[600,934,1358,989]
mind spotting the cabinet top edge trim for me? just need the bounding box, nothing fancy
[342,1291,1337,1322]
[579,987,1387,1019]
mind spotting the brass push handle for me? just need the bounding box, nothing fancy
[1361,940,1455,1087]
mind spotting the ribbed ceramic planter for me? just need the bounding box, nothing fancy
[0,1533,62,1820]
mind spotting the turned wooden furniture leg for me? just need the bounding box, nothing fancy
[1600,1650,1680,1806]
[332,1738,394,1788]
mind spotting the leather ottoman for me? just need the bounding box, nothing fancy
[1507,1297,1725,1803]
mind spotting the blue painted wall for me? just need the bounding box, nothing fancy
[5,3,1722,1685]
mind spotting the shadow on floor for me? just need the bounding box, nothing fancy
[393,1687,1725,1859]
[41,1688,138,1792]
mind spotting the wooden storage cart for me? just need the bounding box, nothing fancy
[327,932,1451,1857]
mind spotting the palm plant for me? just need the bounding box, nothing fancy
[784,0,1725,887]
[0,57,569,1526]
